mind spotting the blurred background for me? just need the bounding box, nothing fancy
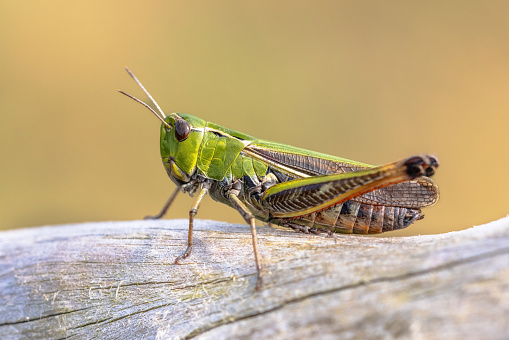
[1,1,508,236]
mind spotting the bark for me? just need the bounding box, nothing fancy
[1,217,508,339]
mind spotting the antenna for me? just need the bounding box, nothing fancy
[118,90,172,129]
[120,67,182,127]
[123,67,167,120]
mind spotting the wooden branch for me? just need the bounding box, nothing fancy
[1,217,508,339]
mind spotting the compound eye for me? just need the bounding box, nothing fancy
[175,119,191,142]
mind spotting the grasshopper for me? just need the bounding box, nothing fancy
[120,68,439,290]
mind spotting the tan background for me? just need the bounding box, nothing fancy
[1,1,508,235]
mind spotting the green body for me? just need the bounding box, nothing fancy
[160,113,438,234]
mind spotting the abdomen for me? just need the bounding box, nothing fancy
[277,201,423,234]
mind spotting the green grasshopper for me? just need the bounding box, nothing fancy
[120,68,439,290]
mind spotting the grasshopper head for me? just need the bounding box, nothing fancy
[160,113,206,185]
[119,68,205,186]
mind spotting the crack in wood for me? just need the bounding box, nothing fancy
[0,307,93,327]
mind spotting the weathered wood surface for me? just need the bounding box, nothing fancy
[1,217,508,340]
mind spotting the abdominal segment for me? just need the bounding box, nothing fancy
[277,201,423,234]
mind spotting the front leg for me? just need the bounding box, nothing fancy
[174,185,209,264]
[144,187,180,220]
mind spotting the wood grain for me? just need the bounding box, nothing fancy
[1,217,508,339]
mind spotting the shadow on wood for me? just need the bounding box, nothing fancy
[1,217,508,339]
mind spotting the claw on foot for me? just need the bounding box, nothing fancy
[286,223,310,234]
[254,274,263,291]
[174,246,193,264]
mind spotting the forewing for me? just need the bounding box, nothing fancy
[244,140,371,177]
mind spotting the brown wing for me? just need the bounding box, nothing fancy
[353,177,439,208]
[244,142,439,209]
